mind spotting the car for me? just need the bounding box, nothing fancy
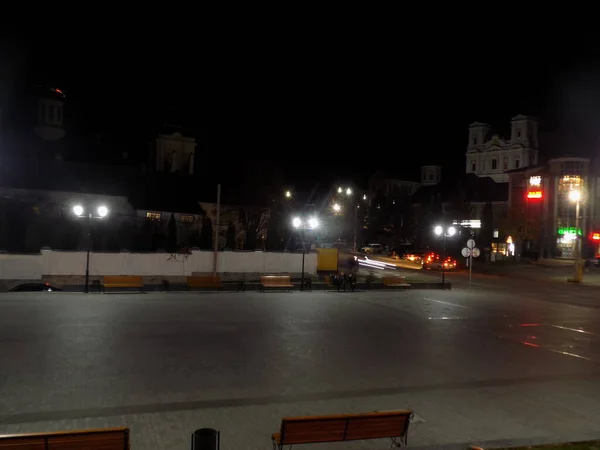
[422,253,458,270]
[359,243,382,254]
[9,283,62,292]
[403,252,423,264]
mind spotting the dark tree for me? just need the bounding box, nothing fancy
[226,222,236,250]
[166,213,177,252]
[239,207,269,250]
[136,219,154,252]
[199,216,213,250]
[117,221,135,250]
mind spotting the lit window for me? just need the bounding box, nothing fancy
[146,212,162,221]
[180,214,194,223]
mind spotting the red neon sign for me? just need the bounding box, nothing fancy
[527,191,543,199]
[592,232,600,241]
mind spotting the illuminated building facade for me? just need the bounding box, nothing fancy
[466,115,539,183]
[507,157,599,258]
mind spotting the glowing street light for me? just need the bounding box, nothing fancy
[285,190,292,199]
[569,189,583,282]
[346,187,352,196]
[291,215,319,290]
[433,225,457,288]
[332,203,341,213]
[72,203,110,293]
[569,190,581,202]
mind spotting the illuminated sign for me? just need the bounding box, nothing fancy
[558,227,582,236]
[529,176,541,186]
[527,191,543,199]
[452,219,481,229]
[592,232,600,241]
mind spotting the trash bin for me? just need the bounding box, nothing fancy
[191,428,220,450]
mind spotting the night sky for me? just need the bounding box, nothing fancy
[3,30,600,189]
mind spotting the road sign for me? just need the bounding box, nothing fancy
[472,247,481,258]
[466,239,476,249]
[461,247,471,257]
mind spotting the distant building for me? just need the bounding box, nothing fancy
[466,115,539,182]
[420,165,441,186]
[368,170,420,204]
[34,87,66,141]
[152,128,196,175]
[506,157,600,259]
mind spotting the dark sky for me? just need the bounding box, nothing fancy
[3,29,600,188]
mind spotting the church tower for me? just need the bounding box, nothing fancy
[34,87,66,141]
[155,127,197,175]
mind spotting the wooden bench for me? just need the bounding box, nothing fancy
[103,275,143,291]
[261,275,293,292]
[382,276,411,289]
[187,275,223,290]
[0,426,129,450]
[272,410,412,449]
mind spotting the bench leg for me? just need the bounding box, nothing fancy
[391,435,407,447]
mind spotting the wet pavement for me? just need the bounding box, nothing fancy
[1,286,600,449]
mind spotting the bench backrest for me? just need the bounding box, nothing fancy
[187,276,222,285]
[280,410,411,445]
[261,275,291,285]
[0,427,129,450]
[103,275,142,286]
[382,276,407,284]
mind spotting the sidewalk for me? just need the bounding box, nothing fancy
[471,260,600,287]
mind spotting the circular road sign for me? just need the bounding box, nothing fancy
[461,247,471,258]
[466,239,476,249]
[472,247,481,258]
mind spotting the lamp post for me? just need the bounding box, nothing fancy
[568,189,582,282]
[434,225,456,288]
[73,204,109,293]
[292,216,319,290]
[333,187,367,253]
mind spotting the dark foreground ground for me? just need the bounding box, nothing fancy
[1,281,600,449]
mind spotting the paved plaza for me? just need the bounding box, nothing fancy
[2,279,600,449]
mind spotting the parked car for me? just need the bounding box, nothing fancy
[360,243,383,254]
[9,283,62,292]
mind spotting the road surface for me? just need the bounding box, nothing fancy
[1,286,600,449]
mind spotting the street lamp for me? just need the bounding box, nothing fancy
[332,203,341,213]
[285,190,292,199]
[73,204,109,293]
[292,216,319,290]
[433,225,456,288]
[568,189,582,282]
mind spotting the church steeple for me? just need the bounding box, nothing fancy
[34,87,66,141]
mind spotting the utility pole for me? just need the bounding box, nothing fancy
[213,184,221,277]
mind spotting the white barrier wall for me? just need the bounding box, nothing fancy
[0,250,318,279]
